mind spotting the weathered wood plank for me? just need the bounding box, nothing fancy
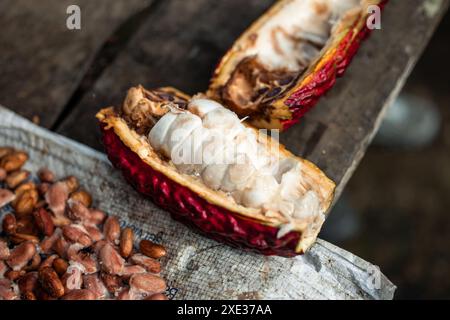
[0,0,153,128]
[58,0,449,202]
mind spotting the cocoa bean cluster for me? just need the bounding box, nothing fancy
[0,146,168,300]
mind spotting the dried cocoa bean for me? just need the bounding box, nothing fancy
[130,254,161,274]
[5,269,25,281]
[0,168,6,182]
[145,293,168,300]
[40,229,62,254]
[6,170,30,189]
[0,151,28,172]
[9,233,40,245]
[119,227,134,258]
[62,225,92,247]
[0,239,10,260]
[13,188,38,217]
[6,241,36,271]
[82,274,108,300]
[0,188,15,209]
[52,258,69,276]
[62,176,79,193]
[103,216,120,244]
[33,207,55,236]
[39,267,65,298]
[2,213,17,235]
[37,168,55,183]
[61,289,95,300]
[129,273,166,295]
[45,181,69,218]
[139,239,167,259]
[99,243,124,275]
[70,190,92,208]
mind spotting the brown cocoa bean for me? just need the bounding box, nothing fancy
[139,239,167,259]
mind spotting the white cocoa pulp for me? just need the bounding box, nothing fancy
[250,0,360,72]
[148,98,322,224]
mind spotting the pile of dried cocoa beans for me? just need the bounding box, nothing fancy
[0,146,168,300]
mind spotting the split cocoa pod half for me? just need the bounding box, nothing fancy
[97,86,335,257]
[208,0,386,130]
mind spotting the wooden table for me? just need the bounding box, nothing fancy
[1,0,448,202]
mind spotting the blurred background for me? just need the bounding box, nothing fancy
[321,11,450,299]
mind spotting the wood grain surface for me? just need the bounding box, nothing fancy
[0,0,153,128]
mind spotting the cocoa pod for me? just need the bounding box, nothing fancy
[6,241,36,271]
[0,151,28,172]
[38,266,65,298]
[119,227,134,258]
[139,240,167,259]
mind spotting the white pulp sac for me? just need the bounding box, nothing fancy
[251,0,360,71]
[148,98,322,222]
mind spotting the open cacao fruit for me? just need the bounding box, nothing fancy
[97,86,334,257]
[97,0,385,256]
[209,0,385,130]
